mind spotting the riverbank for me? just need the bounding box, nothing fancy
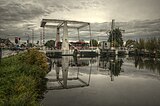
[0,49,49,105]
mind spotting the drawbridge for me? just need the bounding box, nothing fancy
[40,19,92,56]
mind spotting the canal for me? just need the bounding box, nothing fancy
[42,56,160,106]
[1,49,17,58]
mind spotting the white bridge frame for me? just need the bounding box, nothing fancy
[40,19,92,54]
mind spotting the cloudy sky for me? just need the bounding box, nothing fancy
[0,0,160,42]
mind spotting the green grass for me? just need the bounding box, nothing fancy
[0,49,48,105]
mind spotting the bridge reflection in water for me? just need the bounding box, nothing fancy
[45,56,160,91]
[43,56,160,106]
[46,56,125,90]
[46,56,92,90]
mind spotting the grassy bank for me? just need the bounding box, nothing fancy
[0,49,49,105]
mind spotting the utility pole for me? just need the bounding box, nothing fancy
[43,27,45,46]
[28,28,34,47]
[40,30,42,47]
[111,19,115,30]
[32,29,34,46]
[111,19,115,49]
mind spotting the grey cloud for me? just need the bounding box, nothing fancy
[0,0,160,42]
[89,19,160,41]
[7,18,160,42]
[0,1,45,23]
[0,0,46,39]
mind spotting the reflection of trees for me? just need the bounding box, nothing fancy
[134,57,160,75]
[109,59,123,76]
[99,57,123,81]
[144,59,156,71]
[134,56,143,68]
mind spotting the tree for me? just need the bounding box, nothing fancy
[125,39,135,47]
[45,40,55,48]
[108,28,123,47]
[90,39,98,47]
[138,38,145,50]
[145,38,158,52]
[134,38,145,51]
[27,43,33,47]
[109,59,123,77]
[134,40,138,49]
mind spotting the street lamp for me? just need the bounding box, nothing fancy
[28,28,34,46]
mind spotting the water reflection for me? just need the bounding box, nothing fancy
[46,56,160,91]
[47,57,92,90]
[99,57,124,81]
[43,56,160,106]
[134,57,160,75]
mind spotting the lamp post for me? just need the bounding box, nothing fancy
[28,28,34,47]
[32,29,34,46]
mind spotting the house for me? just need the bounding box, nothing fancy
[0,38,14,48]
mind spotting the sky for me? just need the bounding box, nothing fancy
[0,0,160,42]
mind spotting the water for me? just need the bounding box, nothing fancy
[42,56,160,106]
[2,50,17,58]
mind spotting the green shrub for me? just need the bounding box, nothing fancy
[19,48,49,72]
[0,49,48,105]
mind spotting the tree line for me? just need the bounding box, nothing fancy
[126,38,160,52]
